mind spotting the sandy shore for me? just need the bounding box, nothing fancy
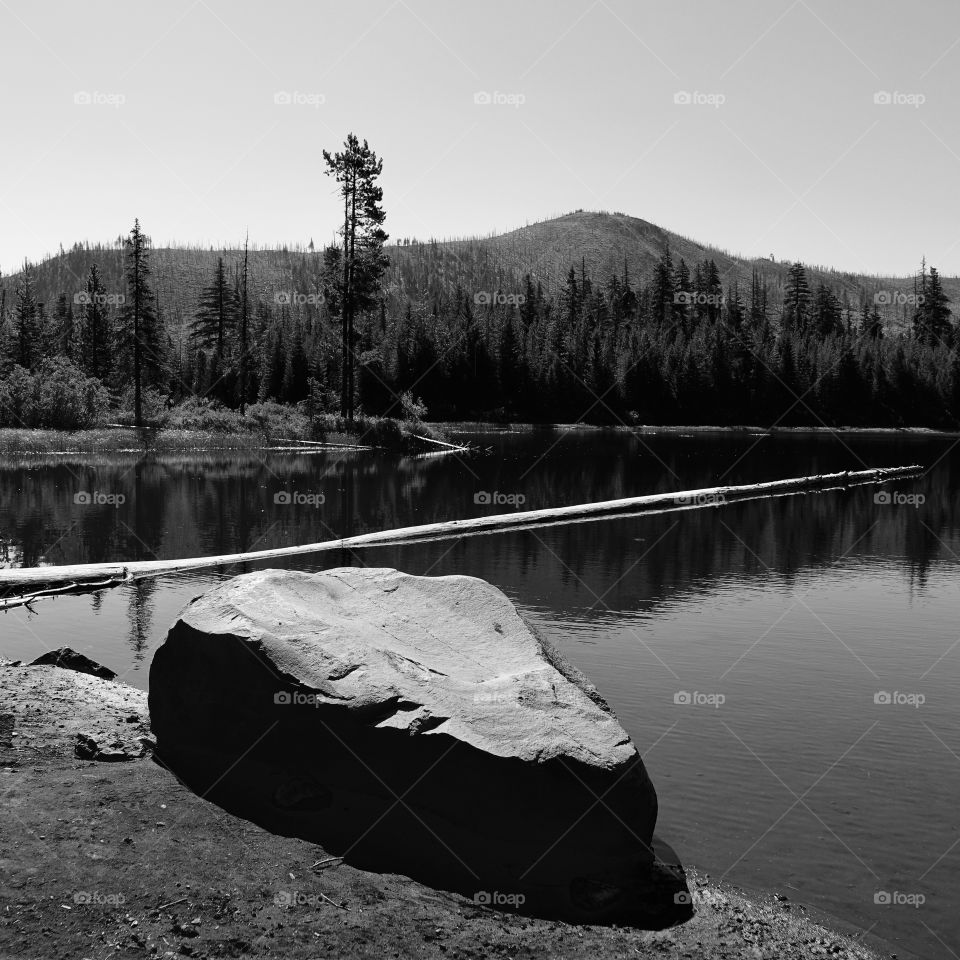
[0,659,900,960]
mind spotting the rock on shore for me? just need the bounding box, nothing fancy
[148,567,691,927]
[0,656,150,763]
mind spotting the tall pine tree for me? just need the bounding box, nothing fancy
[322,133,389,421]
[118,219,165,426]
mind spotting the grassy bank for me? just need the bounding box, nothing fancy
[0,409,447,455]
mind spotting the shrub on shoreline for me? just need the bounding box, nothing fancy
[0,366,443,450]
[0,359,110,430]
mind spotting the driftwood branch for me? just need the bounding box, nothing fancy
[0,574,131,612]
[0,465,922,603]
[272,438,377,450]
[410,433,472,452]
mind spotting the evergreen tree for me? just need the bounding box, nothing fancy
[915,265,952,345]
[191,256,236,354]
[53,293,75,359]
[14,262,40,370]
[651,249,675,327]
[322,133,389,421]
[80,263,114,381]
[861,298,884,340]
[784,262,811,334]
[812,283,843,337]
[703,259,722,324]
[747,267,768,329]
[237,235,251,412]
[118,219,165,426]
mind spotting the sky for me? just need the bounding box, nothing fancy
[1,0,959,277]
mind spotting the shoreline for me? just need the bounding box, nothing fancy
[443,421,960,438]
[0,421,957,458]
[0,656,904,959]
[0,424,441,457]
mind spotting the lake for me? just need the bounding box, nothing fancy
[1,428,957,958]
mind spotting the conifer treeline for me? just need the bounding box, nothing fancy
[1,232,958,428]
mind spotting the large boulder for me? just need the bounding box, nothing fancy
[149,567,691,927]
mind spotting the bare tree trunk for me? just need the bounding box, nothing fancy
[133,236,142,429]
[347,166,359,422]
[341,186,350,419]
[239,236,249,414]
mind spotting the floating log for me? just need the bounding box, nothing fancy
[0,465,922,604]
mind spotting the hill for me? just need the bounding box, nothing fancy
[2,211,953,333]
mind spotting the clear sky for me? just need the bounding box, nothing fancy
[1,0,958,277]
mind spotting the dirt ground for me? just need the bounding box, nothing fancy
[0,662,898,960]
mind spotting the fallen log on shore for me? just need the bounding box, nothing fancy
[0,465,923,607]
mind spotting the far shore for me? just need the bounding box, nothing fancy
[0,421,957,457]
[443,421,960,438]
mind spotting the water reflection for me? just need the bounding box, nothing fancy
[1,432,956,591]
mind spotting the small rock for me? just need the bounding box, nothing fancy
[31,648,116,680]
[74,733,145,762]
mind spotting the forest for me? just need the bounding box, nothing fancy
[0,138,957,431]
[1,233,956,430]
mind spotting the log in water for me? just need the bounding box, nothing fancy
[0,464,923,609]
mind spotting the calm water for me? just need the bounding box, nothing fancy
[1,429,958,958]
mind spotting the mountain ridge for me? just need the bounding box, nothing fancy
[2,210,954,332]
